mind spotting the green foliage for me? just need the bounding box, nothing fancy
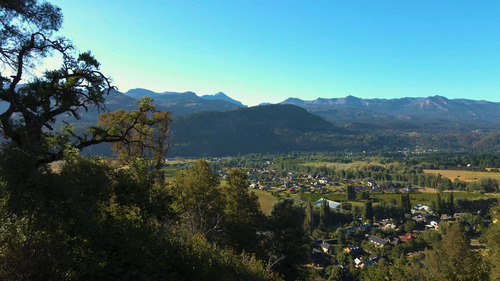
[221,169,265,254]
[403,220,416,233]
[400,193,411,215]
[373,202,403,222]
[432,193,446,217]
[360,190,370,200]
[466,177,500,193]
[424,224,490,280]
[483,207,500,280]
[99,99,172,170]
[362,200,373,222]
[346,185,356,200]
[420,230,442,245]
[361,258,425,281]
[304,197,313,233]
[0,152,279,280]
[325,265,347,281]
[319,199,330,228]
[170,160,223,241]
[267,199,308,281]
[447,192,455,216]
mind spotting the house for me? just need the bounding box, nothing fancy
[369,236,389,247]
[381,223,397,231]
[425,220,439,229]
[354,258,363,268]
[369,253,379,261]
[423,215,439,224]
[320,242,332,254]
[314,198,341,210]
[399,233,416,242]
[355,258,374,269]
[401,187,414,193]
[414,204,431,212]
[344,245,365,256]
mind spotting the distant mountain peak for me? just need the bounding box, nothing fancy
[124,88,160,99]
[201,92,246,107]
[214,92,228,97]
[281,97,304,104]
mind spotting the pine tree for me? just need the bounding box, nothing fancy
[435,193,443,217]
[424,224,489,280]
[347,185,356,200]
[447,192,455,216]
[305,197,314,232]
[401,193,412,215]
[363,200,373,222]
[319,199,329,228]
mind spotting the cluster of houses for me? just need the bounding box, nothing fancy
[308,199,443,269]
[236,168,416,195]
[310,231,419,269]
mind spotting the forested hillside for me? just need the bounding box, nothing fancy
[169,104,346,156]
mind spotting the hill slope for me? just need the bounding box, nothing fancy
[169,104,346,156]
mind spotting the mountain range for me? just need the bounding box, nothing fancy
[280,95,500,131]
[110,89,500,127]
[30,87,500,156]
[120,88,245,116]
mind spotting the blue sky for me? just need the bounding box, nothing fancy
[48,0,500,106]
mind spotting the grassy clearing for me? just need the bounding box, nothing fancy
[424,169,500,182]
[252,189,277,216]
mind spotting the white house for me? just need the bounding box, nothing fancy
[314,198,341,210]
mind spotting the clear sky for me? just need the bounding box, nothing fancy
[47,0,500,106]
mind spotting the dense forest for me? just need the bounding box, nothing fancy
[0,1,499,281]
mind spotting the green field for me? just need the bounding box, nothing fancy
[252,189,277,215]
[253,190,496,214]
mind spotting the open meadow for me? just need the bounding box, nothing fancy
[424,169,500,182]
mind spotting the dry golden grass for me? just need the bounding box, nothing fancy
[423,169,500,182]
